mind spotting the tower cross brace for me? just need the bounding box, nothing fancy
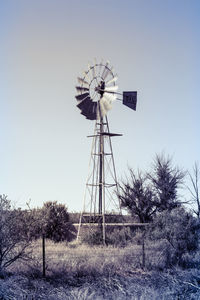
[77,110,122,244]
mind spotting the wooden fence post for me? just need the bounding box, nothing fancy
[42,233,46,278]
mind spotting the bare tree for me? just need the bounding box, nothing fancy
[117,168,156,269]
[117,155,186,269]
[117,168,156,223]
[0,195,33,274]
[188,162,200,218]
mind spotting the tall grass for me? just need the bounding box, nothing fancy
[0,239,200,299]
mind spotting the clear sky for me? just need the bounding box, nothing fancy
[0,0,199,211]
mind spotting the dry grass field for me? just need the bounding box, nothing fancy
[0,239,200,299]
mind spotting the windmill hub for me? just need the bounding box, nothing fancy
[75,61,118,120]
[96,81,105,97]
[88,79,99,101]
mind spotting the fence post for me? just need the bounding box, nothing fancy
[42,233,46,278]
[142,228,146,269]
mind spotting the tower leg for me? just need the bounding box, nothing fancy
[77,116,121,244]
[99,115,106,244]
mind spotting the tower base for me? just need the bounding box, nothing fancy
[77,116,123,243]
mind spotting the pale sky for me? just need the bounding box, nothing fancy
[0,0,199,211]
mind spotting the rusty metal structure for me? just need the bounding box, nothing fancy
[75,60,137,243]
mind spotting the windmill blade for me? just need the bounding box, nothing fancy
[100,97,110,116]
[103,68,111,81]
[87,62,93,80]
[98,59,104,77]
[75,60,121,120]
[77,96,97,120]
[85,113,96,120]
[101,61,110,80]
[87,100,95,115]
[96,105,100,120]
[104,92,116,102]
[105,96,113,109]
[105,85,118,92]
[87,101,97,119]
[78,77,88,85]
[92,59,97,78]
[77,97,91,110]
[76,86,89,92]
[100,96,112,111]
[88,62,92,71]
[100,101,107,117]
[87,102,97,120]
[104,63,114,81]
[92,101,98,115]
[101,61,109,78]
[96,99,106,118]
[83,70,91,83]
[106,76,118,85]
[81,101,97,120]
[75,92,89,101]
[87,62,92,75]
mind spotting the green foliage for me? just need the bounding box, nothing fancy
[41,201,76,242]
[148,207,200,266]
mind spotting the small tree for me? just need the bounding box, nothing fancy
[41,201,76,242]
[117,169,156,268]
[187,162,200,218]
[117,169,156,223]
[0,195,33,274]
[149,154,185,212]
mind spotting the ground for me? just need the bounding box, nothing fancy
[0,240,200,299]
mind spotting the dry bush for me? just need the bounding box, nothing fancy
[1,267,200,299]
[148,207,200,267]
[81,226,135,247]
[0,195,34,276]
[2,239,200,299]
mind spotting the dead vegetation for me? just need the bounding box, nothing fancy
[0,239,199,299]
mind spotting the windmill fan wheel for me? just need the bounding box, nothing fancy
[75,60,118,120]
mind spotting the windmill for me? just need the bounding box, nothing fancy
[75,60,137,244]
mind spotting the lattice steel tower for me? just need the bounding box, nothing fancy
[75,60,137,244]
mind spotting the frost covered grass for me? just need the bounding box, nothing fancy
[0,239,200,299]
